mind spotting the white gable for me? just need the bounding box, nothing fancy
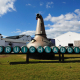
[54,32,80,46]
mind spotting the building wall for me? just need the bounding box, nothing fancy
[0,35,5,46]
[54,32,80,46]
[0,40,5,46]
[55,39,74,46]
[74,41,80,47]
[19,35,31,41]
[0,35,31,47]
[5,42,26,48]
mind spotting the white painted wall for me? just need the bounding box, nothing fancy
[19,35,31,41]
[0,40,5,46]
[5,42,26,48]
[0,35,5,46]
[54,32,80,46]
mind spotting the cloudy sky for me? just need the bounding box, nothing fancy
[0,0,80,38]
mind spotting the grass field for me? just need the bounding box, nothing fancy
[0,54,80,80]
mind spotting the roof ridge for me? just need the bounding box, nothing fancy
[54,31,80,39]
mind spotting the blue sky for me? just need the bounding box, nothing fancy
[0,0,80,38]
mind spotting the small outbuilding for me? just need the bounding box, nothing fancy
[0,34,31,48]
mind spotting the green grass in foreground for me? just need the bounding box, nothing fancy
[0,54,80,80]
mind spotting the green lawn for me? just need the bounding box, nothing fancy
[0,54,80,80]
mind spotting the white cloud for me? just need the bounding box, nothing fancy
[45,24,52,27]
[26,3,36,8]
[46,2,54,8]
[35,11,44,15]
[50,14,64,22]
[40,3,43,6]
[39,11,44,14]
[0,0,16,17]
[43,9,80,38]
[2,35,8,38]
[11,29,21,33]
[44,14,52,21]
[26,3,31,6]
[46,5,50,8]
[18,9,80,39]
[20,30,35,36]
[74,9,80,15]
[16,31,21,33]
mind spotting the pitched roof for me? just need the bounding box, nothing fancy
[5,35,26,39]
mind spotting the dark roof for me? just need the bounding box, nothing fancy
[5,35,26,39]
[31,37,34,40]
